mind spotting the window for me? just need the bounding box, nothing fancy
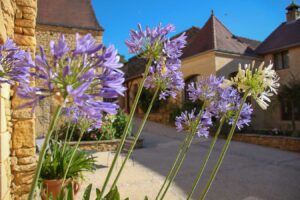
[273,51,289,70]
[281,100,300,121]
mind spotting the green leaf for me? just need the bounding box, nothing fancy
[96,188,101,200]
[124,198,129,200]
[104,187,120,200]
[65,182,74,200]
[144,196,149,200]
[83,184,93,200]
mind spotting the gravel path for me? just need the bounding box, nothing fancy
[78,118,300,200]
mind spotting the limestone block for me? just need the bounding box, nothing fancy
[0,132,10,162]
[16,0,37,9]
[11,96,34,119]
[14,34,36,46]
[21,6,35,15]
[23,13,35,20]
[14,147,35,157]
[13,171,34,185]
[15,8,23,19]
[12,162,35,172]
[15,19,35,28]
[14,27,23,34]
[17,156,36,165]
[22,27,34,36]
[12,119,35,149]
[11,182,31,195]
[1,0,14,16]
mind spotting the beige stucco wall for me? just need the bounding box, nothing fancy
[181,51,216,79]
[0,0,37,199]
[263,46,300,131]
[35,24,103,137]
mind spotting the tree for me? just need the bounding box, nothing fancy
[278,76,300,133]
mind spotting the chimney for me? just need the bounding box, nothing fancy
[286,1,300,22]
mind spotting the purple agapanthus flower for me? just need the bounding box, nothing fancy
[186,75,253,130]
[0,38,32,85]
[175,109,213,138]
[127,23,187,100]
[187,75,224,102]
[125,23,175,58]
[17,34,125,125]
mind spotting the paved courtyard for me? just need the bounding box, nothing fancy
[79,118,300,200]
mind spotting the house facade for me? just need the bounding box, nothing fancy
[256,2,300,131]
[35,0,104,136]
[122,3,300,131]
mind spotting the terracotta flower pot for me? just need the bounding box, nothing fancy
[41,179,80,200]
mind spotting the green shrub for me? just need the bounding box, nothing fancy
[138,88,161,113]
[41,140,96,180]
[113,109,132,138]
[57,109,132,141]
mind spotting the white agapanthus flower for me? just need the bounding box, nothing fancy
[229,62,280,110]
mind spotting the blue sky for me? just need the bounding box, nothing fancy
[92,0,297,59]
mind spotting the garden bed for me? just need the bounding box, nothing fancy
[232,134,300,152]
[66,137,144,152]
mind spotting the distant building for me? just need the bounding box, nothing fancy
[122,3,300,131]
[255,1,300,130]
[35,0,103,136]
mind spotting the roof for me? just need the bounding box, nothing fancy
[124,14,260,81]
[255,18,300,54]
[182,14,260,58]
[37,0,103,31]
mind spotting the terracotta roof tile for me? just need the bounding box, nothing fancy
[37,0,103,31]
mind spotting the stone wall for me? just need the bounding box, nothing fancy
[0,0,37,199]
[233,134,300,152]
[35,24,103,137]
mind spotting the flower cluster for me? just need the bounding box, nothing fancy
[17,34,125,125]
[126,24,187,100]
[229,62,280,110]
[0,39,32,85]
[176,75,253,137]
[175,109,213,137]
[187,75,224,102]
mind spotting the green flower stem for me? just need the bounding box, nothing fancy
[186,116,226,200]
[110,86,160,190]
[160,104,206,200]
[98,58,153,199]
[198,91,249,200]
[155,132,190,200]
[67,124,76,142]
[28,106,63,200]
[61,129,85,189]
[61,121,72,154]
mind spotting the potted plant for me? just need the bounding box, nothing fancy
[40,140,96,199]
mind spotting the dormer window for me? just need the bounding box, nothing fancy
[273,51,289,70]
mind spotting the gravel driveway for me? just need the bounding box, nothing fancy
[79,118,300,200]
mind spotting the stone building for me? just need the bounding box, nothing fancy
[0,0,37,199]
[255,2,300,130]
[123,3,300,131]
[35,0,104,136]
